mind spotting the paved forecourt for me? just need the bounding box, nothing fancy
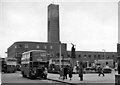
[47,71,118,84]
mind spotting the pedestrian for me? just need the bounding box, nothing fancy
[98,66,105,77]
[43,67,48,79]
[68,66,73,80]
[78,62,83,81]
[59,68,63,79]
[63,66,68,80]
[73,66,77,74]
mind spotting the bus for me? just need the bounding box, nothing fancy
[21,50,49,79]
[1,58,6,72]
[1,58,17,73]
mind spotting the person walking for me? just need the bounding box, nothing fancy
[63,66,68,80]
[68,66,73,80]
[59,68,63,79]
[98,66,105,77]
[78,63,84,81]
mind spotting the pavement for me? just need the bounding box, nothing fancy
[47,71,118,85]
[2,71,118,85]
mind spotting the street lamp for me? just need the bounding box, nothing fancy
[59,41,62,69]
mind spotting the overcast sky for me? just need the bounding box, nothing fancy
[0,0,119,57]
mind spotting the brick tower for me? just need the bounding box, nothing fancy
[48,4,60,43]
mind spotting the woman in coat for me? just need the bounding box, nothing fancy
[68,66,73,80]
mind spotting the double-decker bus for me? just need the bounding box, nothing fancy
[1,58,17,73]
[1,58,6,72]
[21,50,49,79]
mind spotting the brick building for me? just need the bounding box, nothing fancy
[7,41,67,64]
[67,51,117,67]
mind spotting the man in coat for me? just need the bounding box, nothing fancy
[63,66,68,80]
[68,66,73,80]
[78,63,84,81]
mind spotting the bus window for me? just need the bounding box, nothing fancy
[29,62,39,67]
[33,62,38,67]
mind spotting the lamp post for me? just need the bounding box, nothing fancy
[59,41,62,69]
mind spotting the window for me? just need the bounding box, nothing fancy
[103,55,105,59]
[36,45,40,49]
[19,44,22,48]
[84,55,87,58]
[44,45,47,49]
[112,55,114,58]
[50,46,53,49]
[68,55,70,57]
[88,55,91,58]
[15,45,17,48]
[25,44,28,48]
[94,55,96,59]
[98,55,101,59]
[78,55,81,58]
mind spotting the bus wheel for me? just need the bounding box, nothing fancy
[29,73,33,79]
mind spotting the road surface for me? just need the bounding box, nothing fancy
[1,71,59,83]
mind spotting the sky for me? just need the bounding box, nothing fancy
[0,0,119,58]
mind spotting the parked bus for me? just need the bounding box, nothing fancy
[1,58,17,73]
[21,50,49,79]
[1,58,6,72]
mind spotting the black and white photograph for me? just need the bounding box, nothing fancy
[0,0,120,85]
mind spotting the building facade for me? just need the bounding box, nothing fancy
[67,51,117,67]
[7,41,117,67]
[7,41,67,64]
